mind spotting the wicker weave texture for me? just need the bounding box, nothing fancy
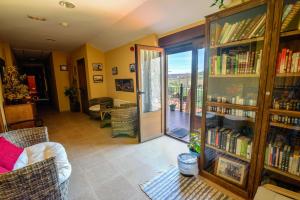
[0,157,61,200]
[0,127,49,148]
[0,127,70,200]
[111,106,137,137]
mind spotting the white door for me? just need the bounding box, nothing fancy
[135,45,165,142]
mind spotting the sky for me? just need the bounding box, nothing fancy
[167,48,205,74]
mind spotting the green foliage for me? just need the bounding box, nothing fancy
[64,87,77,97]
[3,66,29,101]
[188,132,201,153]
[211,0,225,8]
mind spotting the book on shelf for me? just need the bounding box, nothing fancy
[265,143,300,176]
[281,1,300,32]
[206,127,252,160]
[210,49,262,75]
[276,48,300,74]
[210,13,266,46]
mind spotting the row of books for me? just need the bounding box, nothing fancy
[281,2,300,32]
[273,98,300,111]
[271,115,300,126]
[209,50,262,75]
[276,49,300,74]
[265,143,300,176]
[207,107,256,119]
[210,13,266,46]
[206,128,252,160]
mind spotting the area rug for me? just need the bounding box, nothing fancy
[170,128,188,138]
[140,167,232,200]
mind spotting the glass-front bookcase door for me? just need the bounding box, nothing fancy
[202,3,267,193]
[261,0,300,191]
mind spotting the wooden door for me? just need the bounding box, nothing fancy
[77,58,89,114]
[135,45,165,142]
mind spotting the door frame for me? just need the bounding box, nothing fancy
[164,39,205,141]
[135,44,165,143]
[76,58,89,114]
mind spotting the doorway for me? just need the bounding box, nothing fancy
[77,58,89,114]
[166,50,192,142]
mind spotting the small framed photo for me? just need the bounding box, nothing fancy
[93,63,103,71]
[129,63,135,72]
[93,75,103,83]
[215,156,247,187]
[112,66,118,75]
[60,65,68,71]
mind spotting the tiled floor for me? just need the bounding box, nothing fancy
[41,108,243,200]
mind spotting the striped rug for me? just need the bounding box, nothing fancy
[140,167,232,200]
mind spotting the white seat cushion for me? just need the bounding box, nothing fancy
[14,142,71,184]
[89,104,100,112]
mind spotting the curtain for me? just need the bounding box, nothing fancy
[141,50,161,113]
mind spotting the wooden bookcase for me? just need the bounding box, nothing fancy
[200,0,300,198]
[254,0,300,196]
[200,0,275,198]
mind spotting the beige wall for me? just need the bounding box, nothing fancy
[51,51,70,112]
[105,34,158,103]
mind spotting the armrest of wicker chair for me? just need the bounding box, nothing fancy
[0,127,49,148]
[0,157,62,200]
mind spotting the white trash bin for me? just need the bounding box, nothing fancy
[177,153,198,176]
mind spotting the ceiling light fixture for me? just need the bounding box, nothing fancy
[27,15,47,21]
[59,1,76,8]
[46,38,56,42]
[59,22,69,27]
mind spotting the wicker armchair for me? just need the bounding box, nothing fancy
[89,97,113,119]
[111,103,137,137]
[0,127,70,200]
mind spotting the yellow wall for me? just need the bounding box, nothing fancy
[105,34,158,103]
[85,44,107,98]
[51,51,70,112]
[71,43,106,101]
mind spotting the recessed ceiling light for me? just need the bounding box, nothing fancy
[59,1,76,8]
[59,22,69,27]
[46,38,56,42]
[27,15,47,21]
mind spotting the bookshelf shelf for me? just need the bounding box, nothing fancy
[209,74,260,78]
[206,101,258,111]
[270,122,300,131]
[280,29,300,37]
[276,72,300,77]
[210,37,264,49]
[206,144,250,163]
[264,165,300,182]
[269,109,300,118]
[208,111,255,122]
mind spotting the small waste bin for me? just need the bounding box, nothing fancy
[177,153,198,176]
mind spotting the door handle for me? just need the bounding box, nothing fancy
[137,90,145,95]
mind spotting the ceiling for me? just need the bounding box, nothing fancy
[0,0,217,52]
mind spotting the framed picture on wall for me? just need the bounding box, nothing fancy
[112,66,118,75]
[93,75,103,83]
[115,79,134,92]
[215,156,247,187]
[60,65,68,71]
[92,63,103,71]
[129,63,135,72]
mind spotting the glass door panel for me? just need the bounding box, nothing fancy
[204,4,267,189]
[261,0,300,191]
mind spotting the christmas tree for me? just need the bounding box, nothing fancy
[3,65,29,103]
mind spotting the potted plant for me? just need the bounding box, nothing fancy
[188,131,201,156]
[64,87,80,112]
[3,66,30,104]
[169,103,176,111]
